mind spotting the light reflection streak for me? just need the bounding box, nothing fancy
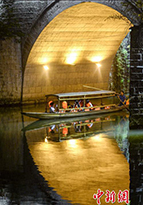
[66,139,78,148]
[45,136,48,143]
[92,134,102,141]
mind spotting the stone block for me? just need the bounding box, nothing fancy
[29,87,35,93]
[35,87,42,93]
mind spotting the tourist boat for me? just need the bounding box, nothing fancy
[22,90,128,120]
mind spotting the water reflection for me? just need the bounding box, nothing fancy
[0,105,143,204]
[0,106,69,205]
[24,112,130,205]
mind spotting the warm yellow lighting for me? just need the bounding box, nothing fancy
[91,56,102,63]
[39,57,49,64]
[95,135,100,139]
[96,63,101,68]
[43,65,49,70]
[66,51,78,65]
[92,134,101,141]
[67,139,77,148]
[45,137,48,143]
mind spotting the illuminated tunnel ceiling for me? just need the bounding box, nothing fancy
[26,2,131,67]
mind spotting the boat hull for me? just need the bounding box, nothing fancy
[22,106,128,120]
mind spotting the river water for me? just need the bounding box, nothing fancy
[0,104,143,205]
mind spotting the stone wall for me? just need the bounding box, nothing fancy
[0,0,140,105]
[130,24,143,128]
[0,38,22,105]
[22,2,130,103]
[129,133,143,204]
[23,60,111,103]
[21,0,139,69]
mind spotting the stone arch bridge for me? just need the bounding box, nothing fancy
[0,0,143,127]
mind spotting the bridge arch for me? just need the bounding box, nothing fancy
[22,0,138,69]
[23,1,133,103]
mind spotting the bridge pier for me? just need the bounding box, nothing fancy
[130,24,143,129]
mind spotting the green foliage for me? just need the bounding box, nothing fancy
[0,0,24,39]
[109,35,130,93]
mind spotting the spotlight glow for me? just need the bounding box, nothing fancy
[66,52,77,65]
[91,56,102,63]
[43,65,49,70]
[96,63,101,68]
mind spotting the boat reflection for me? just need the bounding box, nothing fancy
[24,112,130,205]
[23,112,129,158]
[45,116,116,142]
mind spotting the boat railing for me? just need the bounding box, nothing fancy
[59,103,117,112]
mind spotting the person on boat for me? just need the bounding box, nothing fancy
[73,100,80,112]
[118,91,126,106]
[79,99,84,111]
[48,100,53,108]
[74,100,80,108]
[79,100,83,107]
[86,99,93,111]
[49,102,55,113]
[68,103,73,109]
[62,101,68,109]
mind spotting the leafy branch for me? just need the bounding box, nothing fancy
[109,35,130,93]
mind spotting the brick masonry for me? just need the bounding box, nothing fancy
[23,2,131,103]
[0,0,141,106]
[129,133,143,204]
[0,38,22,105]
[130,24,143,129]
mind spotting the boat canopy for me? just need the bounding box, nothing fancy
[45,90,116,101]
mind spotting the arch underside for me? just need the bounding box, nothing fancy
[22,0,138,66]
[23,2,131,103]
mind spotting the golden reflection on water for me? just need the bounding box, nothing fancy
[27,130,129,205]
[66,139,78,149]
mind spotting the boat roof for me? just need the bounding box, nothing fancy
[45,90,115,98]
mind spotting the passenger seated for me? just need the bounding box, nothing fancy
[79,100,83,107]
[61,101,68,112]
[50,102,55,113]
[62,101,67,109]
[48,100,53,108]
[86,99,93,111]
[74,100,80,108]
[79,99,84,111]
[73,100,80,112]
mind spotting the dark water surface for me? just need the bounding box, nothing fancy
[0,105,143,205]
